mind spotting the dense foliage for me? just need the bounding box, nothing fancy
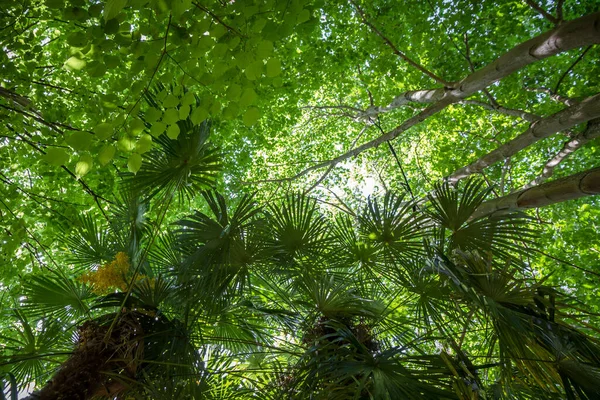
[1,0,599,398]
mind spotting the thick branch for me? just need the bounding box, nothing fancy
[471,166,600,219]
[522,120,600,189]
[292,12,600,177]
[447,93,600,184]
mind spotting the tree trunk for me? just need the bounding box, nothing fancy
[471,166,600,219]
[447,93,600,184]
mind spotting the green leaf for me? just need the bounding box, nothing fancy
[135,133,153,154]
[181,91,195,107]
[67,32,87,47]
[129,118,145,134]
[256,40,273,59]
[43,148,70,166]
[226,84,242,101]
[239,88,257,108]
[64,57,86,71]
[65,131,93,151]
[104,0,128,21]
[163,94,180,108]
[127,153,143,174]
[172,0,192,18]
[190,107,209,125]
[167,124,180,139]
[75,154,93,177]
[297,8,311,24]
[150,121,166,137]
[117,135,136,152]
[93,122,114,140]
[163,108,179,125]
[245,61,263,81]
[98,144,116,166]
[243,107,260,126]
[104,18,120,34]
[144,107,162,123]
[266,58,282,78]
[178,105,190,120]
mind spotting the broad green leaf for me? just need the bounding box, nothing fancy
[172,0,192,18]
[178,105,190,120]
[239,88,257,108]
[117,135,136,152]
[43,148,70,166]
[127,153,142,174]
[67,32,87,47]
[135,134,153,154]
[75,154,93,177]
[93,123,114,140]
[245,61,263,81]
[297,8,311,24]
[190,107,209,125]
[243,107,260,126]
[162,94,180,108]
[166,124,180,139]
[129,118,145,135]
[181,91,196,107]
[266,58,282,78]
[98,144,116,166]
[256,40,273,59]
[66,131,93,151]
[150,121,166,137]
[226,84,242,101]
[104,0,128,21]
[64,57,86,71]
[163,108,179,125]
[144,107,162,123]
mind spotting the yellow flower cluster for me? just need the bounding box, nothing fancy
[79,252,131,294]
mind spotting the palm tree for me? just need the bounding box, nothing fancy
[3,116,600,399]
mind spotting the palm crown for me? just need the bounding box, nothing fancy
[2,118,599,400]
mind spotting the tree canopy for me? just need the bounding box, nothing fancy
[1,0,600,399]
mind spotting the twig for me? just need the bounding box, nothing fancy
[524,0,560,24]
[350,0,453,87]
[555,0,564,23]
[521,119,600,189]
[121,14,172,130]
[554,45,592,94]
[193,2,244,37]
[523,86,578,106]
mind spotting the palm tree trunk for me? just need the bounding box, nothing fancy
[471,166,600,219]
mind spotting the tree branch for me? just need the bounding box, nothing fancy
[523,86,579,106]
[447,93,600,184]
[271,12,600,183]
[554,45,593,93]
[471,165,600,219]
[524,0,560,25]
[350,0,453,87]
[521,119,600,189]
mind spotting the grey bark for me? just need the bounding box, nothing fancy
[522,120,600,189]
[447,93,600,184]
[298,12,600,177]
[471,166,600,219]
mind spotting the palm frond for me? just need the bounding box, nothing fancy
[20,272,92,320]
[123,119,221,201]
[427,179,537,259]
[62,215,114,269]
